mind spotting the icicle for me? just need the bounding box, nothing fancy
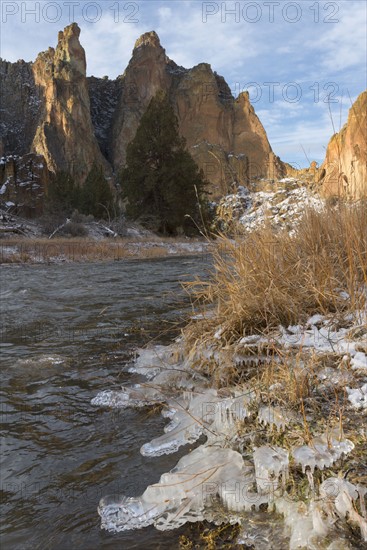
[257,406,294,432]
[292,430,354,473]
[253,446,289,495]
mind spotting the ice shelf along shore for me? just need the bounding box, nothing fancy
[92,312,367,549]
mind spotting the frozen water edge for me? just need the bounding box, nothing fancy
[92,311,367,547]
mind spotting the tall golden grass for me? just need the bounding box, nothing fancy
[185,202,367,345]
[0,236,204,263]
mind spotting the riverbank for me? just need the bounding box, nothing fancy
[94,202,367,548]
[0,236,209,264]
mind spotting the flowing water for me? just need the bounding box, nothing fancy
[0,257,211,550]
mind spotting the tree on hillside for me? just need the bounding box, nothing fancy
[79,164,114,219]
[121,91,208,235]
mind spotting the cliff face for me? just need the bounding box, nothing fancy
[0,153,49,217]
[88,76,122,163]
[0,24,284,200]
[0,60,41,157]
[319,91,367,199]
[31,23,109,182]
[109,32,284,197]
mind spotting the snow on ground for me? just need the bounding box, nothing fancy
[217,178,324,233]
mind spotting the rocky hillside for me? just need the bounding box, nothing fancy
[0,24,284,200]
[318,91,367,199]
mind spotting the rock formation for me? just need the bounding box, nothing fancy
[0,153,49,217]
[0,24,284,204]
[31,23,109,182]
[109,32,285,197]
[0,60,41,157]
[318,91,367,199]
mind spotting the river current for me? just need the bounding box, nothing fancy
[0,257,210,549]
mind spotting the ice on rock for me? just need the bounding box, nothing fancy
[253,446,289,495]
[91,384,164,409]
[346,384,367,409]
[98,446,254,532]
[258,406,294,431]
[293,430,354,473]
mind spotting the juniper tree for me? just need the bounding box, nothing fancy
[121,92,208,235]
[80,164,114,219]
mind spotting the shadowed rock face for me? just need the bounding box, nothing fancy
[1,24,284,197]
[0,60,42,156]
[319,91,367,199]
[0,153,49,217]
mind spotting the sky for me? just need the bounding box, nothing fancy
[1,0,366,167]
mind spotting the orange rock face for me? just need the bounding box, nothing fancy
[1,25,285,198]
[31,23,108,182]
[319,91,367,199]
[110,31,285,198]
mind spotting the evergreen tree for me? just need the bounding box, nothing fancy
[121,92,208,235]
[46,171,79,215]
[80,164,114,219]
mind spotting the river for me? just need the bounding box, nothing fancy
[0,257,211,549]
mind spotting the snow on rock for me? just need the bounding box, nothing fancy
[346,384,367,409]
[351,351,367,370]
[214,178,327,237]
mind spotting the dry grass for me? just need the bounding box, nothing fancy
[179,201,367,464]
[185,202,367,346]
[0,236,204,263]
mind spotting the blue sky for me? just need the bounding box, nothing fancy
[1,0,366,167]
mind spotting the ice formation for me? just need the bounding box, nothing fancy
[91,385,164,409]
[253,446,289,495]
[141,388,254,457]
[128,345,178,379]
[93,335,366,547]
[320,478,367,541]
[292,429,354,473]
[257,406,294,431]
[98,446,264,532]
